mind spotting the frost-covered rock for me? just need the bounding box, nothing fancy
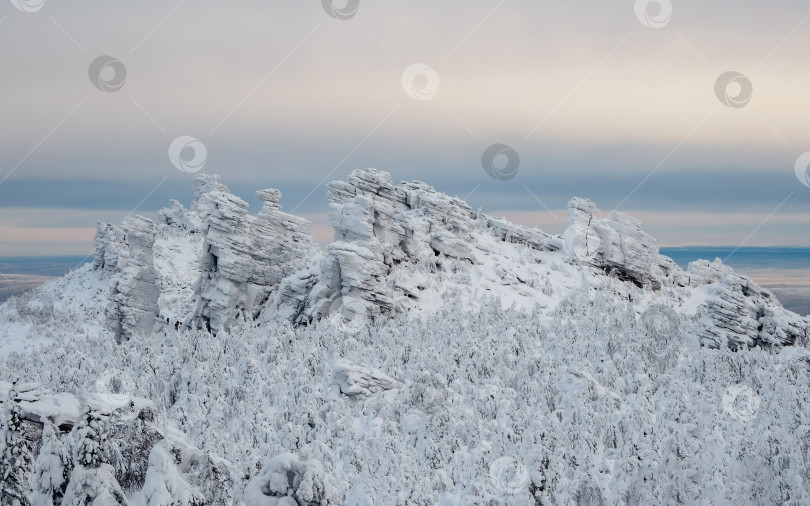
[4,168,810,506]
[699,273,809,349]
[563,197,660,288]
[656,254,689,287]
[93,223,124,274]
[333,359,398,399]
[104,216,161,342]
[32,169,810,357]
[87,173,321,335]
[190,183,319,332]
[484,216,563,252]
[655,257,810,350]
[158,200,200,234]
[265,169,488,325]
[243,453,336,506]
[152,225,204,326]
[686,258,734,287]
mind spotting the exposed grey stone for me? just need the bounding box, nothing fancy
[105,216,160,342]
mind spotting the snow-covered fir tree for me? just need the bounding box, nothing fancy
[30,420,67,506]
[1,384,34,506]
[61,409,127,505]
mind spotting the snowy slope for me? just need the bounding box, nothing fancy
[1,169,809,505]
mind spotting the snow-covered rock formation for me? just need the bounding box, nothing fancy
[264,169,566,327]
[191,181,318,332]
[305,169,481,321]
[50,168,810,350]
[91,174,320,336]
[333,359,399,399]
[95,217,161,342]
[564,197,665,289]
[695,265,808,349]
[1,168,808,504]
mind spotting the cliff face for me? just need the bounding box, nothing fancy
[93,174,320,336]
[190,182,319,333]
[94,216,160,342]
[265,169,484,327]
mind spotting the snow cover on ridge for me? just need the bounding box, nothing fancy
[1,169,808,504]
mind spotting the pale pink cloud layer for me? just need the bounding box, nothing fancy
[4,208,807,256]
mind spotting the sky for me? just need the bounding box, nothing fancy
[1,0,809,255]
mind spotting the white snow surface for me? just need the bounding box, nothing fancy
[0,169,808,505]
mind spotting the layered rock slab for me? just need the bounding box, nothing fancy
[694,265,809,349]
[265,169,483,326]
[95,216,160,342]
[190,180,320,332]
[563,197,662,288]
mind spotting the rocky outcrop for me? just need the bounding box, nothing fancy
[93,222,125,274]
[699,272,809,350]
[657,254,689,287]
[484,216,563,252]
[191,183,319,332]
[84,170,809,355]
[264,169,485,326]
[333,359,399,399]
[157,175,235,237]
[158,199,199,233]
[104,216,160,342]
[558,203,808,349]
[563,197,661,288]
[685,258,733,287]
[663,258,810,349]
[90,174,321,336]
